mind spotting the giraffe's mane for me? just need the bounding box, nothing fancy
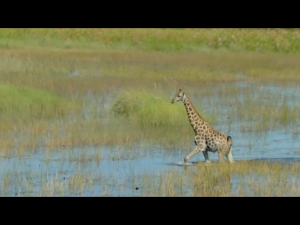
[185,94,207,122]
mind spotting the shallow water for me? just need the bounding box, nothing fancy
[1,82,300,196]
[1,127,300,196]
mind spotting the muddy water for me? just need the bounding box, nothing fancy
[1,82,300,196]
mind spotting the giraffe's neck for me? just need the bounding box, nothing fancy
[182,94,207,133]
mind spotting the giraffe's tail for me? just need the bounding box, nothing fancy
[227,136,233,148]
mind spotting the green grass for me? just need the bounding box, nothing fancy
[0,83,78,140]
[111,90,216,127]
[1,28,300,53]
[0,83,73,120]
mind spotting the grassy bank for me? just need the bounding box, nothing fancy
[0,84,72,118]
[1,28,300,53]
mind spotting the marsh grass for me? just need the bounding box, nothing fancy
[2,29,300,196]
[1,30,300,155]
[1,155,300,196]
[1,47,300,154]
[137,160,300,197]
[68,172,94,196]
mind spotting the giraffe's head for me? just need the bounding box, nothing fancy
[171,89,184,104]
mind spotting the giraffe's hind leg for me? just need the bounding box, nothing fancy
[226,146,235,163]
[218,152,226,163]
[184,140,206,163]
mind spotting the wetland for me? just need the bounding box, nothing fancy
[1,28,300,196]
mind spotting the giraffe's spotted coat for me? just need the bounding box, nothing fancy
[171,89,235,164]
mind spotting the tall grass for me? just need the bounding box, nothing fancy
[137,160,300,197]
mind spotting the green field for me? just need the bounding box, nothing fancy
[1,28,300,53]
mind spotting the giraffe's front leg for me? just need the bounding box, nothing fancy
[202,150,211,164]
[184,140,206,163]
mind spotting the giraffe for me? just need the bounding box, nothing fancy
[171,89,235,164]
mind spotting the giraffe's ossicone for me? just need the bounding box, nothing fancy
[171,89,235,164]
